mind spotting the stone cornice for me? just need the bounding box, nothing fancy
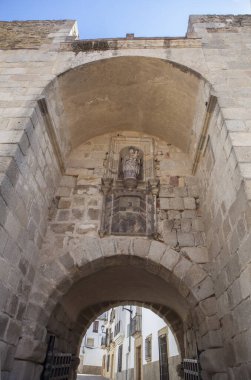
[60,37,202,53]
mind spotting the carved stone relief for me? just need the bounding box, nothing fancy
[100,136,159,237]
[106,136,155,181]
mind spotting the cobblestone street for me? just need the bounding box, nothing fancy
[77,375,108,380]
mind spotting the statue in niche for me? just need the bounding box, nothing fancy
[119,146,143,189]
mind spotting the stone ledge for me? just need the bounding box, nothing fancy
[61,37,202,53]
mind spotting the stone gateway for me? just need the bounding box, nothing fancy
[0,15,250,380]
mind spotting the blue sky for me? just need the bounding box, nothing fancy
[1,0,250,39]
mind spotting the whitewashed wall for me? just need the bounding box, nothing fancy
[79,321,104,367]
[142,308,179,365]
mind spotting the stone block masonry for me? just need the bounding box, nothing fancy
[0,16,250,380]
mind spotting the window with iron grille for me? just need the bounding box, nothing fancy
[86,338,94,348]
[117,344,123,372]
[145,335,152,362]
[93,320,99,333]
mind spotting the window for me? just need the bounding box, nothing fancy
[86,338,94,348]
[145,335,152,362]
[117,344,123,372]
[93,320,99,333]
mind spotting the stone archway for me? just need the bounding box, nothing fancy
[75,300,184,356]
[1,18,251,380]
[13,236,221,380]
[10,55,225,379]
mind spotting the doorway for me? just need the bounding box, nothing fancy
[135,345,142,380]
[159,334,169,380]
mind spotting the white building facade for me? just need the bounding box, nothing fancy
[78,313,108,375]
[102,306,181,380]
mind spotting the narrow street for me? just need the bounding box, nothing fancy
[77,375,108,380]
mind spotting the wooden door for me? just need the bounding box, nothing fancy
[158,334,169,380]
[111,354,114,379]
[135,345,142,380]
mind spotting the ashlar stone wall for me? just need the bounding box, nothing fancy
[196,102,251,380]
[48,132,193,240]
[0,106,62,379]
[33,132,216,365]
[0,15,250,380]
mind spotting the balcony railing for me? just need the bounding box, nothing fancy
[131,315,142,336]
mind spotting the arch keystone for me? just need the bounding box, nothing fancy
[114,237,133,255]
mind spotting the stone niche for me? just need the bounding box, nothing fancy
[100,136,159,237]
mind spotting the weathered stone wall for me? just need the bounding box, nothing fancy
[0,106,62,379]
[142,360,160,380]
[22,132,218,368]
[168,355,181,380]
[44,132,192,241]
[141,356,180,380]
[0,20,77,50]
[196,102,251,379]
[0,15,250,380]
[81,365,101,375]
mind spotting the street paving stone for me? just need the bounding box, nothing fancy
[77,375,108,380]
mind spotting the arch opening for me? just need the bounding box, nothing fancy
[14,56,221,380]
[32,250,208,380]
[17,225,219,380]
[77,304,181,380]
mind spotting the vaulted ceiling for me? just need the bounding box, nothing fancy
[45,56,206,154]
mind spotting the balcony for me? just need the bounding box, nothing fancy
[131,315,142,336]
